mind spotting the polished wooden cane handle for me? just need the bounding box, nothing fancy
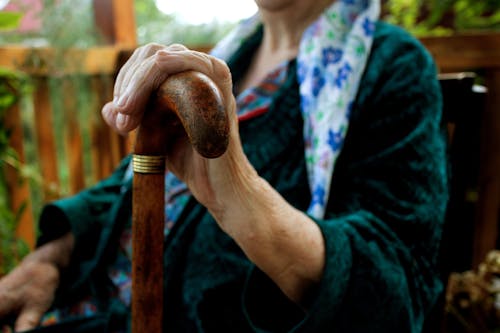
[132,71,228,333]
[134,70,229,158]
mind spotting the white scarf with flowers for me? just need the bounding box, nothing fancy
[211,0,380,219]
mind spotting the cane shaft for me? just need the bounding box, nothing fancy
[132,173,164,332]
[132,71,228,332]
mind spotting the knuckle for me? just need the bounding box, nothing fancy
[210,57,232,83]
[152,50,168,64]
[166,43,188,51]
[142,42,165,52]
[133,43,165,60]
[189,51,212,69]
[145,58,165,86]
[131,45,147,58]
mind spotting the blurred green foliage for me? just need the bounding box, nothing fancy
[0,0,100,46]
[0,1,100,272]
[0,69,31,276]
[40,0,102,48]
[383,0,500,36]
[0,2,31,276]
[0,11,22,31]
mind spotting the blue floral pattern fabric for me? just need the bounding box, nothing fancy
[212,0,380,218]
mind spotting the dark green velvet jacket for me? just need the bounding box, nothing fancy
[34,22,448,333]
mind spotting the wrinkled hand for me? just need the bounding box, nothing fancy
[102,43,255,221]
[102,44,326,304]
[0,233,73,332]
[0,259,59,332]
[102,43,235,135]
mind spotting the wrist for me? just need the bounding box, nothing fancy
[210,168,291,253]
[208,173,325,303]
[207,163,264,235]
[205,144,261,224]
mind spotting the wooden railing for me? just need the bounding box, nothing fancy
[1,46,133,249]
[0,0,137,250]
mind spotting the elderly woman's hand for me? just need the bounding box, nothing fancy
[0,233,74,332]
[101,43,251,216]
[103,44,325,304]
[102,43,235,135]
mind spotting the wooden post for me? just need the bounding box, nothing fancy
[4,103,35,250]
[90,75,120,182]
[93,0,137,47]
[62,77,85,194]
[33,77,60,200]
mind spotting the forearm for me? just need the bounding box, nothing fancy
[210,170,325,304]
[24,232,74,270]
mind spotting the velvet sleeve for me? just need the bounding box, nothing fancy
[242,24,448,333]
[36,155,132,296]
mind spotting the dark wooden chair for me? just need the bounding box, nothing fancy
[439,72,487,276]
[424,72,488,332]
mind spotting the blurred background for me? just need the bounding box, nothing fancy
[1,0,499,47]
[0,1,499,331]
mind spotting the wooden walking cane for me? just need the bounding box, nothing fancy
[132,71,229,332]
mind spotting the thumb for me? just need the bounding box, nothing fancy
[14,307,43,332]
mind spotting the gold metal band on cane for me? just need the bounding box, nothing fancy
[133,154,166,174]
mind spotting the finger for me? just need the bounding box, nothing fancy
[109,47,236,135]
[114,43,167,103]
[101,102,122,133]
[114,43,169,97]
[165,43,189,52]
[102,101,143,133]
[14,308,43,332]
[116,44,190,111]
[114,43,188,105]
[153,50,234,109]
[114,46,146,102]
[110,58,169,131]
[116,50,233,116]
[119,55,164,111]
